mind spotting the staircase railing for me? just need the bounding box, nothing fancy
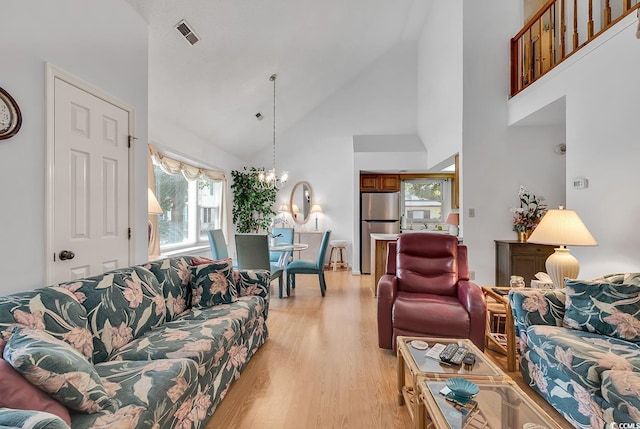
[511,0,639,96]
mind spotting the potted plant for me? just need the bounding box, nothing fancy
[231,167,277,233]
[511,185,547,242]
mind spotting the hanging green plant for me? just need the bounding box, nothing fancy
[231,167,277,233]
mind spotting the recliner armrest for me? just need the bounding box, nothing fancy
[457,280,486,351]
[377,275,397,349]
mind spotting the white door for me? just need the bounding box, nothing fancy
[51,77,130,283]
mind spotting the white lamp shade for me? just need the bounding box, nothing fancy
[311,204,323,214]
[278,204,289,213]
[527,207,597,246]
[148,188,163,215]
[291,204,300,214]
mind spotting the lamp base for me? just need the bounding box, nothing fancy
[546,247,580,289]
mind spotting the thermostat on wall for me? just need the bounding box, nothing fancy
[572,177,588,189]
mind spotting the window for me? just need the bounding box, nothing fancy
[401,178,450,228]
[154,163,224,250]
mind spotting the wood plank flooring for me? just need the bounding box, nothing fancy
[205,270,572,429]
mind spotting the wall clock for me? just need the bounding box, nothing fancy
[0,86,22,140]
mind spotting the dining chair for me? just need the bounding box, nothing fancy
[285,230,331,297]
[235,233,287,298]
[207,229,229,259]
[269,227,294,265]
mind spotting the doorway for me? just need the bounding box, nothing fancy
[46,65,133,284]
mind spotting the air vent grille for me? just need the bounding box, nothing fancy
[175,20,200,46]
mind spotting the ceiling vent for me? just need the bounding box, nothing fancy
[175,20,200,46]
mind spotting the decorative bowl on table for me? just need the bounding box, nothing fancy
[446,378,479,399]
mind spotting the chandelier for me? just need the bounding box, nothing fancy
[258,73,288,190]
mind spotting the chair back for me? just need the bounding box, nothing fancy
[395,233,459,296]
[207,229,229,260]
[270,227,294,263]
[316,230,332,269]
[235,234,270,270]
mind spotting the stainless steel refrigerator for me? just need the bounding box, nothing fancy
[360,192,400,274]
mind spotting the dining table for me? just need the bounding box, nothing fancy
[269,243,309,267]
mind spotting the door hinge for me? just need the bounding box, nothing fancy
[53,252,56,262]
[128,227,132,240]
[128,135,138,148]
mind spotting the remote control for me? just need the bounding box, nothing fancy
[463,353,476,366]
[448,347,468,366]
[439,343,459,363]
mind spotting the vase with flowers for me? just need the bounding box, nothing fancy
[511,185,547,242]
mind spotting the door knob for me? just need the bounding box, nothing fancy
[59,250,75,261]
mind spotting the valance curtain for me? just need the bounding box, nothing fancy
[148,144,230,253]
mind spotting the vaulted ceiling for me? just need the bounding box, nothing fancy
[125,0,430,159]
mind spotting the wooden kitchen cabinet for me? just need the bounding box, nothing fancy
[495,240,554,287]
[360,174,400,192]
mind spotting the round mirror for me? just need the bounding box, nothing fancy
[289,181,313,225]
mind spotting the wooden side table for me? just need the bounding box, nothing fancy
[481,286,518,372]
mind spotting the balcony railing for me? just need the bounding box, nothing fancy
[511,0,640,96]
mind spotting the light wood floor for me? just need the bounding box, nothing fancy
[206,270,572,429]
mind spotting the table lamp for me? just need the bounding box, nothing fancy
[311,204,323,231]
[446,212,459,237]
[278,204,289,225]
[148,188,163,243]
[526,206,597,288]
[291,204,300,222]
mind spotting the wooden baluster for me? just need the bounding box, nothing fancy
[549,8,555,67]
[623,0,631,12]
[604,0,612,25]
[560,0,566,58]
[588,0,594,39]
[573,0,579,49]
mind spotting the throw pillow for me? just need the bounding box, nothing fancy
[189,258,237,308]
[0,359,72,425]
[3,327,114,413]
[564,279,640,343]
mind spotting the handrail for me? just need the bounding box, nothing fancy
[510,0,639,96]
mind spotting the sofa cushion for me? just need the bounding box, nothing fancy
[3,327,114,413]
[601,370,640,423]
[70,358,200,429]
[57,266,166,363]
[0,359,72,425]
[189,259,237,308]
[564,279,640,343]
[0,287,92,360]
[0,408,70,429]
[109,316,242,376]
[526,324,640,393]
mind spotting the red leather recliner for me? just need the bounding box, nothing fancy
[377,233,486,351]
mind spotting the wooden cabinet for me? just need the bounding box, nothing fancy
[360,174,400,192]
[294,231,323,261]
[495,240,554,287]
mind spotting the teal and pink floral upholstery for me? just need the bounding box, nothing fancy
[509,275,640,428]
[189,259,237,308]
[3,327,114,413]
[0,256,270,429]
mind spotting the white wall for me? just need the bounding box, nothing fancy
[509,12,640,278]
[248,41,420,270]
[417,1,463,169]
[461,1,566,285]
[0,0,148,293]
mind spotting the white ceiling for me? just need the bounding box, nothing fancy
[125,0,430,159]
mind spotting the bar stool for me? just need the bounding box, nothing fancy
[327,240,349,271]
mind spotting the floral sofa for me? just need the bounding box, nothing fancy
[509,273,640,428]
[0,255,270,429]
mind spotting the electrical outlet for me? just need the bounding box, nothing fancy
[469,208,475,218]
[469,271,475,280]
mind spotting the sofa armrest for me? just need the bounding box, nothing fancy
[508,288,566,353]
[235,269,271,319]
[457,280,486,351]
[377,275,398,349]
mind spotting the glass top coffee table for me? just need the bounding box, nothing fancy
[416,378,565,429]
[397,336,507,428]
